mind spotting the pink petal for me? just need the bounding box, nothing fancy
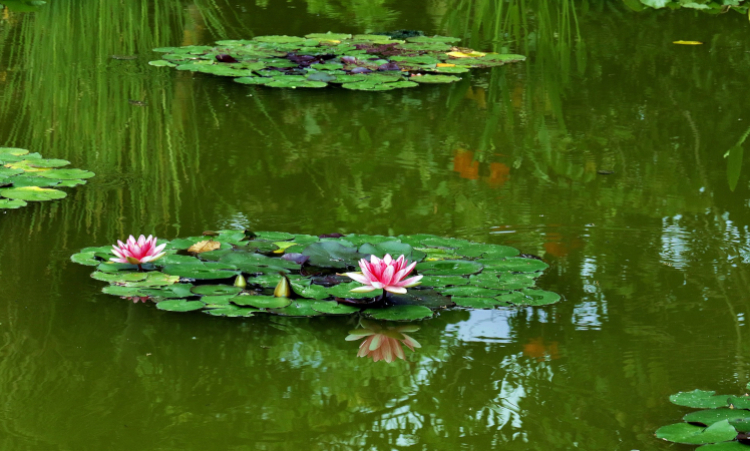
[383,254,392,265]
[345,272,371,285]
[396,275,423,288]
[401,334,421,350]
[381,265,395,286]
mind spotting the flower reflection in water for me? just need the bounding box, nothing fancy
[346,320,421,363]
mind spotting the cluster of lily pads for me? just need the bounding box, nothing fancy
[149,32,525,91]
[656,385,750,449]
[0,147,94,209]
[71,230,561,321]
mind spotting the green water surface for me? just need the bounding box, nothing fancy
[1,0,749,449]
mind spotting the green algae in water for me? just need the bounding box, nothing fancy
[0,147,94,209]
[655,383,750,448]
[149,33,525,90]
[71,230,561,321]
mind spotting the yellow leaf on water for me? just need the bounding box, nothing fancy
[437,63,456,67]
[446,51,486,58]
[672,40,703,45]
[272,241,297,254]
[188,240,221,254]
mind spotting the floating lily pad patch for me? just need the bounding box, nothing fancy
[149,32,525,90]
[0,147,94,209]
[655,384,750,449]
[71,231,560,321]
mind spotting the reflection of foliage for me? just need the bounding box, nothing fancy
[304,0,399,31]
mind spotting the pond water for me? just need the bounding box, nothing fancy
[1,0,749,449]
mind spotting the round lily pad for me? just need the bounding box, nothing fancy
[161,263,239,280]
[103,285,144,297]
[480,257,549,273]
[671,390,731,409]
[416,260,483,276]
[363,305,434,321]
[156,300,205,312]
[452,297,507,309]
[233,295,292,309]
[697,442,750,450]
[311,301,360,315]
[191,285,243,296]
[270,300,325,317]
[0,199,27,209]
[411,74,461,84]
[0,186,66,201]
[684,408,750,426]
[656,420,738,445]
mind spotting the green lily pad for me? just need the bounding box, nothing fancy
[655,420,738,445]
[121,273,179,287]
[149,60,176,67]
[728,396,750,409]
[683,408,750,426]
[233,295,292,309]
[670,390,731,409]
[0,198,27,209]
[266,79,328,89]
[0,186,66,201]
[424,65,470,74]
[234,77,272,85]
[156,300,205,312]
[139,284,195,299]
[253,35,307,43]
[270,300,325,317]
[453,297,509,308]
[311,301,360,315]
[363,305,434,321]
[292,282,331,300]
[438,286,502,298]
[406,35,461,44]
[516,289,561,306]
[303,241,363,269]
[412,74,461,84]
[204,306,258,317]
[480,257,549,273]
[201,295,238,306]
[420,275,469,287]
[730,418,750,433]
[191,285,243,296]
[102,285,144,297]
[70,252,101,266]
[697,443,750,450]
[416,260,483,276]
[327,282,383,300]
[162,263,239,280]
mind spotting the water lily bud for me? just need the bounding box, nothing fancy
[274,275,290,298]
[234,274,246,288]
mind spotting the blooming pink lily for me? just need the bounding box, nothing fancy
[110,235,167,266]
[346,321,421,363]
[345,254,423,294]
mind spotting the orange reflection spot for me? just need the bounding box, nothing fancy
[465,87,487,109]
[523,338,560,362]
[487,162,509,187]
[453,149,479,180]
[544,232,583,258]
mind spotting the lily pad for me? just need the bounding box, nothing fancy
[684,408,750,426]
[411,74,461,84]
[191,285,243,296]
[270,300,325,317]
[0,186,66,201]
[655,420,738,445]
[162,263,239,280]
[452,297,508,308]
[311,301,361,315]
[480,257,549,273]
[233,295,292,309]
[671,390,731,409]
[416,260,483,276]
[363,305,434,321]
[156,300,205,312]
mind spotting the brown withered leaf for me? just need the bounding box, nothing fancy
[188,240,221,254]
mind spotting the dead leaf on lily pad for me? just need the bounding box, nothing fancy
[437,63,456,67]
[188,240,221,254]
[673,40,702,45]
[447,51,486,58]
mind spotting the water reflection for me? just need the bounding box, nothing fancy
[345,319,421,363]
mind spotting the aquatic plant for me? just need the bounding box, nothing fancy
[656,384,750,449]
[110,235,167,267]
[149,32,525,90]
[70,230,562,321]
[0,147,94,209]
[346,320,421,363]
[345,254,422,294]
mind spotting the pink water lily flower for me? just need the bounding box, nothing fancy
[346,321,421,363]
[110,235,167,266]
[345,254,423,294]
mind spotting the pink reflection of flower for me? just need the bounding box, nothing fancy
[123,296,150,304]
[345,254,423,294]
[110,235,166,266]
[346,321,421,363]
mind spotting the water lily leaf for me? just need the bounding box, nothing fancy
[253,35,307,43]
[684,408,750,427]
[121,272,179,287]
[459,244,520,258]
[342,82,396,91]
[291,282,330,300]
[0,186,66,201]
[188,240,221,254]
[58,179,87,188]
[438,286,502,297]
[424,65,470,74]
[727,396,750,409]
[70,252,100,266]
[219,252,299,271]
[416,260,483,276]
[139,284,194,299]
[453,297,508,308]
[0,148,29,157]
[161,263,239,280]
[0,198,27,209]
[389,289,454,309]
[420,275,470,287]
[266,79,327,89]
[201,295,238,306]
[35,168,95,179]
[191,285,242,296]
[358,241,424,262]
[8,158,69,168]
[233,295,292,309]
[730,419,750,433]
[327,282,383,299]
[411,74,461,84]
[470,273,536,290]
[656,420,737,445]
[363,305,434,321]
[303,241,363,269]
[102,285,145,297]
[670,390,731,408]
[399,42,452,51]
[156,300,205,312]
[91,271,147,283]
[311,301,360,314]
[480,257,549,273]
[270,300,325,317]
[234,77,272,85]
[204,305,258,317]
[517,289,562,306]
[149,60,176,67]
